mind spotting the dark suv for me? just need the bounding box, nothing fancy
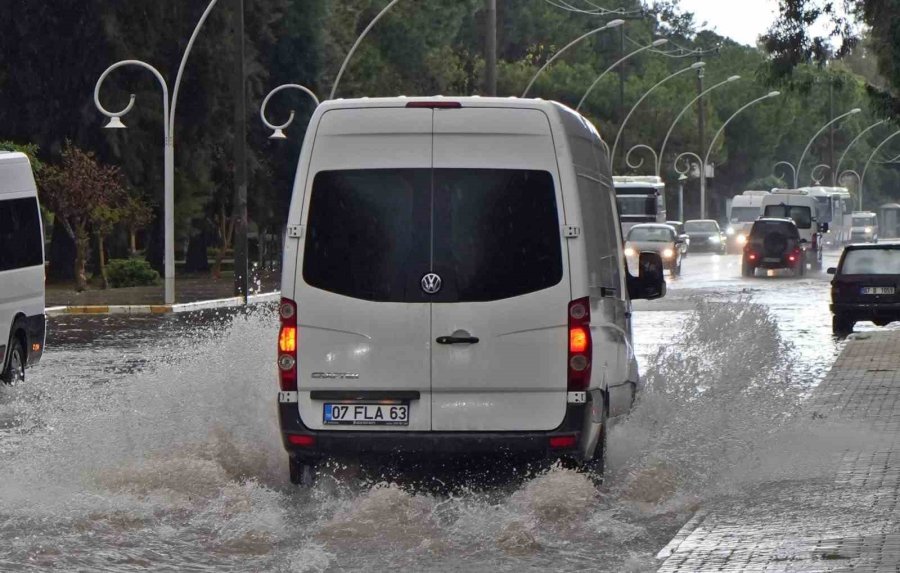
[829,244,900,334]
[742,218,806,277]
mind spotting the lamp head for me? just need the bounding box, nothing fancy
[269,128,288,140]
[768,91,781,97]
[691,61,706,70]
[606,19,625,29]
[104,116,127,129]
[652,39,668,47]
[727,75,741,82]
[850,108,862,114]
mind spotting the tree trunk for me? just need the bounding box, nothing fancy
[74,224,89,292]
[48,218,77,282]
[129,227,137,257]
[185,229,210,273]
[97,233,108,289]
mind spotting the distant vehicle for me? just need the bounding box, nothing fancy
[798,186,852,248]
[829,244,900,334]
[726,190,769,253]
[762,189,825,271]
[277,97,667,485]
[613,175,666,235]
[849,211,878,243]
[625,224,685,276]
[0,152,45,383]
[684,219,726,253]
[742,218,806,278]
[665,220,690,255]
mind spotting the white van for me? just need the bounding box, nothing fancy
[726,190,769,253]
[0,152,45,383]
[762,189,824,271]
[276,97,666,484]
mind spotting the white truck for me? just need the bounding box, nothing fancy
[726,190,769,253]
[613,175,666,236]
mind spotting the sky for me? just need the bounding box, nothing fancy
[676,0,781,47]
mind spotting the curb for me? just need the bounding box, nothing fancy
[45,291,281,316]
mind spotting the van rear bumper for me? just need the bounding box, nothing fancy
[278,402,585,460]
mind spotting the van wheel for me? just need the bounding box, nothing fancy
[741,259,754,278]
[580,411,607,484]
[1,339,25,385]
[289,457,316,487]
[797,255,806,277]
[832,314,855,335]
[811,251,822,272]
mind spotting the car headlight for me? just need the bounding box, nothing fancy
[624,247,635,257]
[736,234,747,245]
[725,227,735,236]
[865,227,873,233]
[662,248,674,258]
[709,236,721,243]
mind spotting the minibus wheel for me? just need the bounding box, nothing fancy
[1,339,25,385]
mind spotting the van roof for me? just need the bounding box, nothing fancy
[740,190,770,196]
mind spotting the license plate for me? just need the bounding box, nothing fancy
[764,257,780,263]
[323,403,409,426]
[861,287,895,295]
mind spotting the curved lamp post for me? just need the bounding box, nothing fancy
[810,163,831,185]
[796,107,862,188]
[773,161,797,185]
[611,61,705,169]
[260,84,321,139]
[836,119,887,182]
[94,0,220,305]
[657,74,741,176]
[521,19,625,98]
[700,91,780,218]
[575,38,668,112]
[673,151,703,221]
[331,0,402,100]
[838,169,862,209]
[624,144,658,175]
[860,130,900,211]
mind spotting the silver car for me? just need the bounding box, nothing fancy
[625,223,685,276]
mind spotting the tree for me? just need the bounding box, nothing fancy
[39,142,127,291]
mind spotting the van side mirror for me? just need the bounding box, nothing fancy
[628,252,667,301]
[820,222,829,233]
[827,267,837,275]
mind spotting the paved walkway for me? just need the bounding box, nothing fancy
[658,331,900,572]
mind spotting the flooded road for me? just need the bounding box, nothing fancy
[0,252,864,571]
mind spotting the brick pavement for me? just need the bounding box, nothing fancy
[657,331,900,572]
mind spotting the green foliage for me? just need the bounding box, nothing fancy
[106,258,160,288]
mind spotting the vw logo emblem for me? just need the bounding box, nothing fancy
[421,273,442,294]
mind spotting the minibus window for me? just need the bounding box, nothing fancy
[0,197,43,271]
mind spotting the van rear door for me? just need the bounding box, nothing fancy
[429,108,571,431]
[295,108,433,431]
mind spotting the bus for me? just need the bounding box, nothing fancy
[613,175,666,235]
[797,186,853,248]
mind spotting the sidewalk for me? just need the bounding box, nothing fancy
[658,331,900,572]
[46,273,280,315]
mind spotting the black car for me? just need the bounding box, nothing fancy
[742,218,806,277]
[684,219,726,253]
[829,244,900,334]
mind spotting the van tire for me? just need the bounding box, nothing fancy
[1,338,25,385]
[741,259,754,278]
[289,457,316,487]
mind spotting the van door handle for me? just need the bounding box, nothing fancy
[436,336,480,345]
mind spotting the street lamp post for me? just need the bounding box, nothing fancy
[521,19,625,98]
[575,38,668,112]
[623,144,658,175]
[611,61,706,169]
[810,163,831,185]
[836,119,887,181]
[657,74,741,176]
[94,0,221,305]
[260,84,321,139]
[773,161,797,186]
[331,0,402,99]
[860,130,900,211]
[838,169,863,209]
[796,108,862,188]
[673,151,703,219]
[701,91,781,218]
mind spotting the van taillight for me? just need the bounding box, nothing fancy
[568,297,592,391]
[405,101,462,109]
[278,297,298,391]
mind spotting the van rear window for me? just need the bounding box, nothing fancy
[763,204,812,229]
[0,197,43,272]
[303,169,562,302]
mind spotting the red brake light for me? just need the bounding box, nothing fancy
[405,101,462,109]
[278,297,298,392]
[567,297,592,392]
[549,435,577,449]
[287,434,315,447]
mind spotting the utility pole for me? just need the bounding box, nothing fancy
[829,79,836,186]
[485,0,497,96]
[232,0,249,301]
[696,56,706,218]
